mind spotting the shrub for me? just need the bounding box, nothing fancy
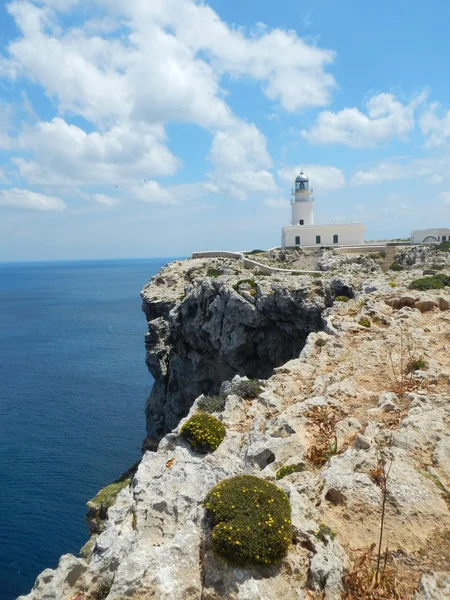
[207,267,222,278]
[276,463,305,480]
[314,522,336,543]
[233,279,257,292]
[197,393,227,413]
[389,261,404,271]
[204,475,292,566]
[406,357,428,373]
[232,379,262,399]
[335,295,350,302]
[244,249,265,255]
[359,317,371,328]
[430,241,450,253]
[180,413,226,453]
[409,273,450,291]
[388,281,397,288]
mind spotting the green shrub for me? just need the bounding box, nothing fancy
[359,317,371,328]
[314,523,336,543]
[244,249,265,255]
[409,274,450,291]
[406,357,428,373]
[389,261,404,271]
[233,279,257,292]
[233,379,262,399]
[335,295,350,302]
[180,413,226,453]
[430,241,450,253]
[207,267,222,278]
[388,281,397,288]
[204,475,292,566]
[197,393,227,413]
[276,463,306,480]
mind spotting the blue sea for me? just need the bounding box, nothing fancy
[0,258,173,600]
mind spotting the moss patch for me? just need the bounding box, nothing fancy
[335,295,350,302]
[358,317,371,328]
[181,413,226,453]
[204,475,292,566]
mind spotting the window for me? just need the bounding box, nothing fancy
[333,234,339,244]
[443,236,447,242]
[316,235,321,244]
[299,219,304,225]
[295,236,300,245]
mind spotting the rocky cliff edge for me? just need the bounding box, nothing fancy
[19,247,450,599]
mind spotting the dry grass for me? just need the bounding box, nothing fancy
[305,406,342,465]
[343,546,409,599]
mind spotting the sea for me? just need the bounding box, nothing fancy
[0,258,174,600]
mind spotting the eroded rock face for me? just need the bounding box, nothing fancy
[141,260,345,446]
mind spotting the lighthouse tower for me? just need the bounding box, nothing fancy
[291,172,314,226]
[281,168,366,247]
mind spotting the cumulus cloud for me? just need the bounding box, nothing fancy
[277,164,345,193]
[208,122,277,199]
[15,118,180,187]
[420,102,450,147]
[302,93,426,148]
[0,0,338,208]
[0,188,66,211]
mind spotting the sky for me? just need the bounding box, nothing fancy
[1,0,450,261]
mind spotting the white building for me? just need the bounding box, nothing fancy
[411,228,450,244]
[281,172,365,248]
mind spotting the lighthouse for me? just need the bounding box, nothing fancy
[281,170,366,247]
[291,172,314,226]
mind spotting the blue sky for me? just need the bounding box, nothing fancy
[1,0,450,261]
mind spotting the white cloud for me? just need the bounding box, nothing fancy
[277,164,345,193]
[420,102,450,147]
[130,180,176,205]
[263,197,289,210]
[0,0,336,205]
[0,188,66,211]
[351,155,450,186]
[302,93,425,148]
[15,118,180,187]
[208,122,277,199]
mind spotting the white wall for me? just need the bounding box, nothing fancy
[291,201,314,226]
[282,223,365,247]
[411,228,450,244]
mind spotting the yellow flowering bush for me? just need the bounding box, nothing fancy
[204,475,292,566]
[276,463,305,480]
[180,413,226,453]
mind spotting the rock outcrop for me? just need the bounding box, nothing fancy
[19,248,450,600]
[141,257,354,447]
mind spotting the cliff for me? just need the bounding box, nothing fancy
[140,253,355,448]
[19,246,450,600]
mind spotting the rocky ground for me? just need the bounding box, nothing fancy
[19,245,450,600]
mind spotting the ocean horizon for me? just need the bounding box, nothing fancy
[0,257,176,600]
